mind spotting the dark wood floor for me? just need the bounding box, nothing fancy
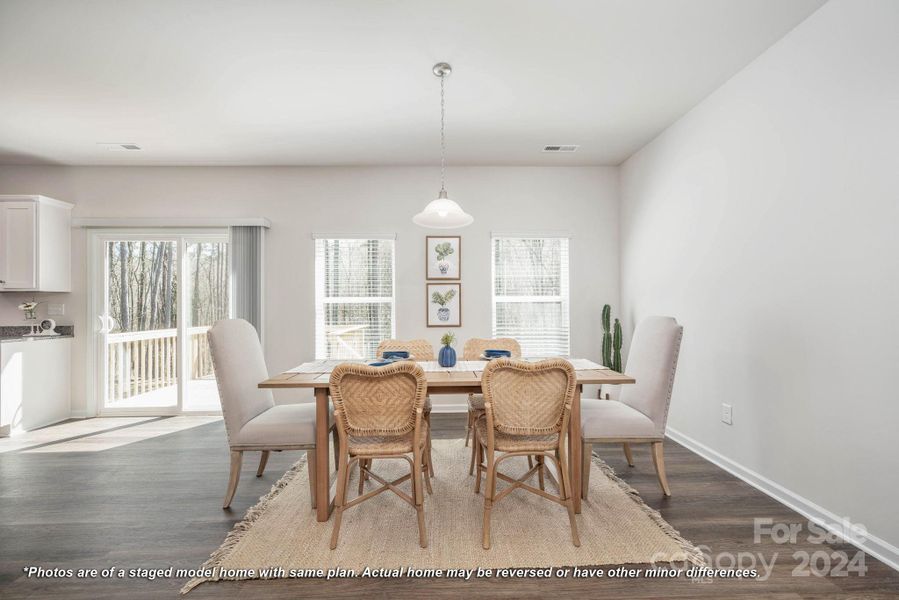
[1,414,897,599]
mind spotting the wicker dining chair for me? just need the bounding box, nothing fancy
[461,338,522,475]
[474,358,580,550]
[329,361,431,549]
[375,339,435,479]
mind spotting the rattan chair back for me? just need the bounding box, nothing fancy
[481,358,576,436]
[462,338,522,361]
[329,361,427,437]
[376,339,435,361]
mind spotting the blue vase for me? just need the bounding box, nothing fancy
[438,345,457,367]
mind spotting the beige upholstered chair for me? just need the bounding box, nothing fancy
[581,316,683,498]
[474,358,580,550]
[329,361,431,549]
[375,339,435,478]
[208,319,335,509]
[462,338,522,475]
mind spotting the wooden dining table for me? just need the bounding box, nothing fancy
[259,358,635,522]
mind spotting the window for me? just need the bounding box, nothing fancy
[492,236,570,357]
[314,237,395,359]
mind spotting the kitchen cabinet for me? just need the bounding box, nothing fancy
[0,337,72,436]
[0,195,73,292]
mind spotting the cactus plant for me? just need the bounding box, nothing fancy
[601,304,612,367]
[612,318,623,373]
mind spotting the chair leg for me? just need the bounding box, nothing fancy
[423,446,434,495]
[465,410,472,447]
[622,442,635,467]
[482,450,496,549]
[413,448,427,548]
[474,438,483,494]
[358,459,367,495]
[581,442,592,500]
[557,447,581,547]
[307,450,317,509]
[536,455,545,491]
[332,427,340,469]
[527,455,534,469]
[425,412,434,478]
[256,451,270,477]
[651,441,671,496]
[469,430,479,476]
[223,450,242,509]
[330,452,351,550]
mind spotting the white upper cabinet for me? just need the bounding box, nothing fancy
[0,195,73,292]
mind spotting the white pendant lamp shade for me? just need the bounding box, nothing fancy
[413,62,473,229]
[413,190,474,229]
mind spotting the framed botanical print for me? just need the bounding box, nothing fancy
[427,282,461,327]
[426,236,461,280]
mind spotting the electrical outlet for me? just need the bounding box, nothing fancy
[47,303,65,316]
[721,403,733,425]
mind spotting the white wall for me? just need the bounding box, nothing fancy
[620,0,899,561]
[0,165,619,412]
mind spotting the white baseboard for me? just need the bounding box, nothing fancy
[666,427,899,573]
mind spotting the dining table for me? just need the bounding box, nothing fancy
[259,358,636,522]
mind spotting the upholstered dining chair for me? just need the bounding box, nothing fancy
[329,361,431,549]
[581,316,683,498]
[208,319,335,509]
[474,358,580,550]
[462,338,522,474]
[375,339,435,478]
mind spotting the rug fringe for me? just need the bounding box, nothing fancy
[180,454,309,594]
[590,452,707,568]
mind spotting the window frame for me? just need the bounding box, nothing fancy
[313,235,396,360]
[491,234,571,357]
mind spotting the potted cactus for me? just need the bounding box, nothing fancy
[431,288,456,322]
[434,241,455,275]
[601,304,623,372]
[438,332,457,367]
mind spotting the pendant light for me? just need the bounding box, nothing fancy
[413,62,474,229]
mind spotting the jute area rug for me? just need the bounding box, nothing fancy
[183,439,704,592]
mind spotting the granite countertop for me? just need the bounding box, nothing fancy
[0,325,74,343]
[1,334,75,343]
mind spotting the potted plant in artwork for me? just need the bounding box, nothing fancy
[431,288,456,322]
[434,241,455,275]
[438,332,457,367]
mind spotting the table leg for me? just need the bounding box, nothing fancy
[570,384,582,514]
[314,387,331,522]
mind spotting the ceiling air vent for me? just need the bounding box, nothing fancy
[543,145,579,153]
[97,143,142,151]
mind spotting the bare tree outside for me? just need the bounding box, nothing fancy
[105,240,229,409]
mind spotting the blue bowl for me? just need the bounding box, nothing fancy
[484,349,512,358]
[369,360,395,367]
[382,351,410,359]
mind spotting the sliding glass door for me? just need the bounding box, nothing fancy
[93,231,228,415]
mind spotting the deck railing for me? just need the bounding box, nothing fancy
[106,326,213,401]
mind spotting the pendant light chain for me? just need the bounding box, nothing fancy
[412,62,472,228]
[440,71,447,193]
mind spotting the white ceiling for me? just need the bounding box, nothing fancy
[0,0,825,166]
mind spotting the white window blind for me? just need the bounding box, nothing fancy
[314,238,395,359]
[492,236,570,357]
